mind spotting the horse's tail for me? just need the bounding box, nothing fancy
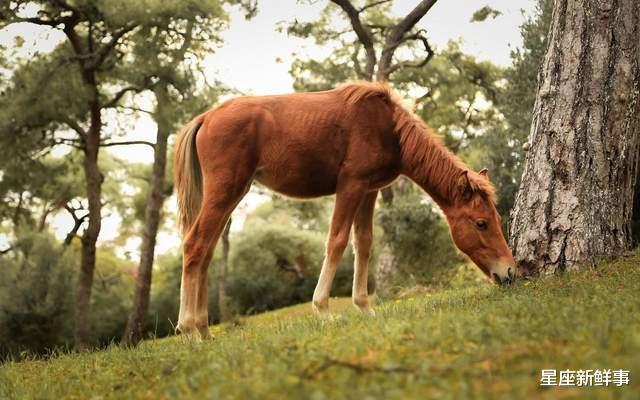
[174,116,205,235]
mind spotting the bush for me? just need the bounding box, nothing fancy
[0,232,76,359]
[378,189,463,290]
[0,232,138,358]
[229,223,376,315]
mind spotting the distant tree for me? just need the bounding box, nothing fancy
[510,0,640,274]
[0,0,244,350]
[0,232,76,359]
[120,17,232,346]
[288,0,437,87]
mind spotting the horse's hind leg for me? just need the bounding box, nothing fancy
[352,191,377,315]
[178,170,253,337]
[312,178,368,316]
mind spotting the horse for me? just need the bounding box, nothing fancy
[173,81,516,336]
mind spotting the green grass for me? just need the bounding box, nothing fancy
[2,252,640,400]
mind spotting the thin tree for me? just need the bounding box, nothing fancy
[0,0,239,350]
[509,0,640,274]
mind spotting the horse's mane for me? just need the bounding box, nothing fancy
[336,81,497,204]
[336,80,394,106]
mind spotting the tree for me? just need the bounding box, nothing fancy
[289,0,437,85]
[509,0,640,275]
[0,0,236,350]
[120,18,229,345]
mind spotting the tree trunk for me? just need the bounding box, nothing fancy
[633,168,640,246]
[122,85,173,345]
[509,0,640,275]
[122,120,170,346]
[217,218,232,322]
[74,104,103,351]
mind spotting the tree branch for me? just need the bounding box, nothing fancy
[350,43,365,79]
[377,0,438,80]
[121,106,154,115]
[11,17,61,27]
[59,117,87,138]
[359,0,392,13]
[63,204,89,246]
[103,85,144,108]
[53,137,85,149]
[99,140,155,149]
[385,30,434,76]
[93,23,136,69]
[331,0,377,80]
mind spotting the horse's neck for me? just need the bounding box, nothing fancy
[399,129,464,209]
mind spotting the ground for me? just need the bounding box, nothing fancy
[1,251,639,399]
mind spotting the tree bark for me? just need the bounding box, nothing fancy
[217,218,232,322]
[122,92,170,345]
[74,101,103,350]
[510,0,640,275]
[633,164,640,245]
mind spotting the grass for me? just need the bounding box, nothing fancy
[1,252,639,399]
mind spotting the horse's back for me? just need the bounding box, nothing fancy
[196,89,401,198]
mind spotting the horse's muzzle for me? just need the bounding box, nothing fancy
[492,267,515,285]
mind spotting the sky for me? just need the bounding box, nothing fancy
[0,0,539,257]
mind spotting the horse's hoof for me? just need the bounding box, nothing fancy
[360,307,376,317]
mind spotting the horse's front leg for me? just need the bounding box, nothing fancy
[312,179,368,316]
[352,191,377,315]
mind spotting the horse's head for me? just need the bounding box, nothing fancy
[443,169,516,285]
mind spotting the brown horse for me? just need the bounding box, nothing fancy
[174,81,515,336]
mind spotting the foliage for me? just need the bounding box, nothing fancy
[229,195,373,315]
[377,187,462,289]
[470,6,502,22]
[392,41,503,151]
[227,225,326,314]
[462,0,553,219]
[2,252,639,398]
[90,247,136,347]
[142,252,183,337]
[0,232,136,359]
[0,232,75,359]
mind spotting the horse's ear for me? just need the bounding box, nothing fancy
[478,168,489,180]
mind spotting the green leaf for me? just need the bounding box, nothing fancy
[470,6,502,22]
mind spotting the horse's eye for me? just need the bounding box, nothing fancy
[475,219,488,230]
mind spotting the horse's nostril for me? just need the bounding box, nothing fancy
[507,267,514,281]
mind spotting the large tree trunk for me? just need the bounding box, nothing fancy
[74,104,103,351]
[510,0,640,275]
[632,163,640,245]
[122,108,170,346]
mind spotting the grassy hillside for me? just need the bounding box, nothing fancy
[1,252,639,399]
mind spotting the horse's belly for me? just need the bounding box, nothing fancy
[254,164,338,198]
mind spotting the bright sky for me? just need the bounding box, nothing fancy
[0,0,538,258]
